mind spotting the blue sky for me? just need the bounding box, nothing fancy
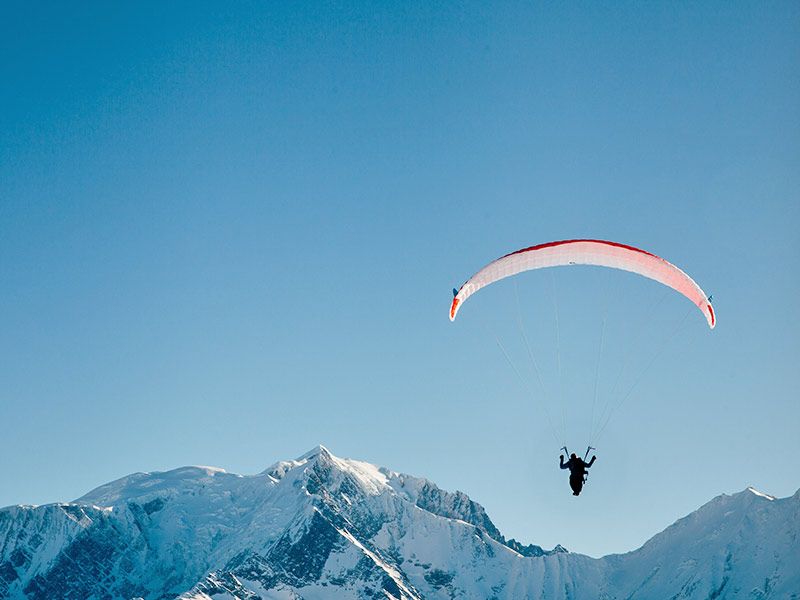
[1,2,798,557]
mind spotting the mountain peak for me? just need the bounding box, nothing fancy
[296,444,332,461]
[746,486,775,500]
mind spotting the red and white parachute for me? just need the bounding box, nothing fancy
[449,239,715,329]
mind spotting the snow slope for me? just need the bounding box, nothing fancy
[0,446,797,599]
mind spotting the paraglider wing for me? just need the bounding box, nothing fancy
[449,239,715,328]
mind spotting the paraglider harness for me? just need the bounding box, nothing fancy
[562,445,596,485]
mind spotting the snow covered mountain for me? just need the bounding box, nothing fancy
[0,446,797,599]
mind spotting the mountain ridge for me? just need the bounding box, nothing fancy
[1,445,797,599]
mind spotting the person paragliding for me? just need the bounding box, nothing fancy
[448,238,715,494]
[560,452,596,496]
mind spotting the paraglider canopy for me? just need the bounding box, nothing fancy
[449,239,715,328]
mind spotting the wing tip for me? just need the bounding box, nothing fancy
[449,297,460,321]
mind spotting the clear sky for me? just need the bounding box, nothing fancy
[1,2,798,558]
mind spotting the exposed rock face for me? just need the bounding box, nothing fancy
[1,446,797,599]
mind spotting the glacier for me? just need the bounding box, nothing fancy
[0,445,797,599]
